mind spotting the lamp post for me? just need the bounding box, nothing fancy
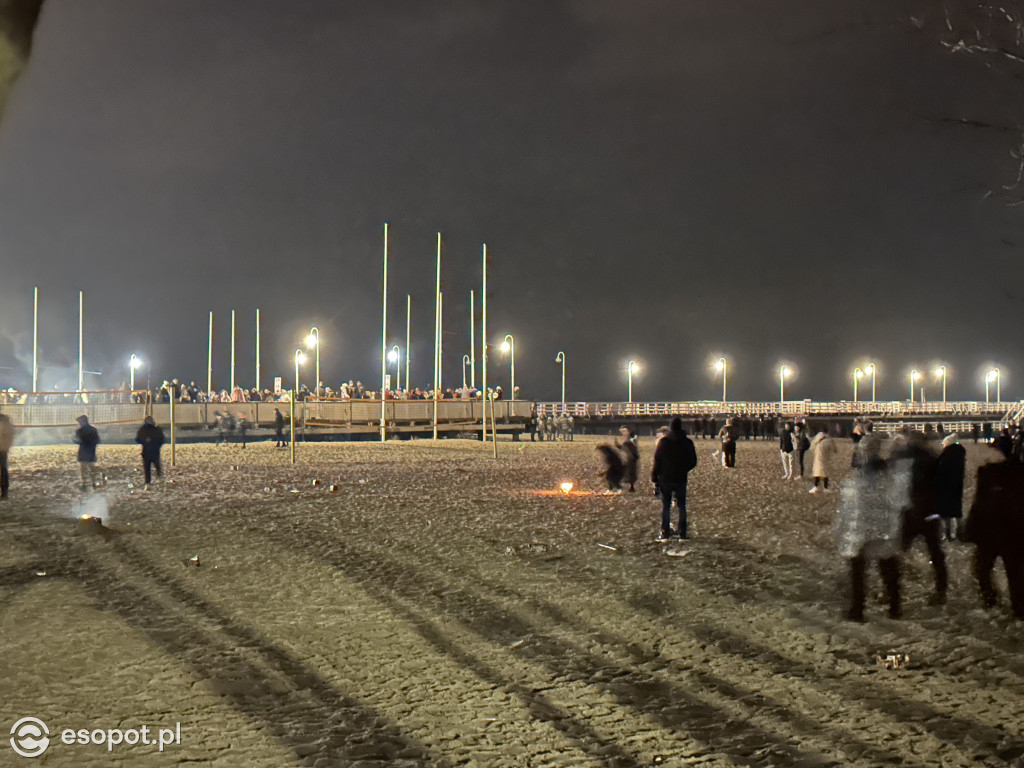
[305,327,320,398]
[866,362,876,402]
[716,357,728,402]
[627,360,639,403]
[501,334,515,401]
[294,349,306,398]
[853,367,863,403]
[462,354,471,390]
[779,365,789,403]
[388,345,401,393]
[986,368,1001,404]
[555,351,566,405]
[935,365,947,403]
[909,369,920,403]
[129,354,141,392]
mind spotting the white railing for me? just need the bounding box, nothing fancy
[532,401,1014,419]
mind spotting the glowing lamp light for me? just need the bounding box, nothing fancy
[306,333,318,348]
[986,370,998,382]
[295,351,307,365]
[130,355,142,370]
[387,349,399,364]
[629,361,640,374]
[501,340,511,353]
[560,482,574,494]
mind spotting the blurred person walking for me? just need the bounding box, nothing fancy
[135,416,165,487]
[964,453,1024,618]
[595,445,625,493]
[651,417,698,541]
[0,412,14,500]
[617,427,640,492]
[935,433,966,541]
[74,415,101,490]
[274,408,286,448]
[835,436,904,622]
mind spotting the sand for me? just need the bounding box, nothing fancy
[0,436,1022,767]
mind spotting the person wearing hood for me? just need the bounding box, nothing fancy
[935,433,967,541]
[135,416,166,487]
[809,431,837,493]
[74,415,101,490]
[0,412,14,500]
[718,418,739,468]
[651,417,698,540]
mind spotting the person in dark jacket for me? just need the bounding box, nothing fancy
[274,408,286,448]
[0,413,14,500]
[893,431,948,605]
[617,427,640,491]
[964,457,1024,618]
[935,434,967,541]
[779,423,795,479]
[651,417,698,540]
[134,416,165,486]
[595,444,625,492]
[74,415,101,490]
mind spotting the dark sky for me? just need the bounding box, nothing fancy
[0,0,1021,402]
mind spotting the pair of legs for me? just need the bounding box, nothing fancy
[780,451,793,479]
[848,553,901,621]
[722,442,736,468]
[810,476,829,493]
[659,480,688,538]
[794,450,805,478]
[143,457,162,485]
[902,514,948,601]
[974,545,1024,618]
[941,516,961,541]
[78,461,100,489]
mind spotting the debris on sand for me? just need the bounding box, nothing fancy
[183,554,201,568]
[666,549,692,558]
[597,543,617,551]
[876,650,911,670]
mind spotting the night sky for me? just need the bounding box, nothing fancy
[0,0,1021,402]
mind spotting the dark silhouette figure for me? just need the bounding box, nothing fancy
[135,416,165,485]
[595,445,625,492]
[651,417,698,540]
[964,459,1024,619]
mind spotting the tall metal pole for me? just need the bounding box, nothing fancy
[719,357,727,402]
[481,245,488,446]
[555,351,565,405]
[31,286,38,392]
[207,311,213,395]
[230,309,236,392]
[469,289,476,389]
[405,294,411,394]
[503,334,515,401]
[78,290,84,392]
[433,233,441,440]
[289,391,296,464]
[169,388,176,467]
[255,308,261,392]
[380,223,388,442]
[780,367,787,403]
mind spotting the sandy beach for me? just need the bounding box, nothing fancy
[1,436,1022,767]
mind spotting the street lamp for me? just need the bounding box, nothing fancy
[129,354,141,392]
[935,365,947,403]
[294,349,306,398]
[501,334,516,401]
[909,369,920,403]
[716,357,728,402]
[627,360,639,403]
[779,365,789,403]
[462,354,471,390]
[555,351,566,405]
[305,327,320,398]
[853,367,863,403]
[865,362,876,402]
[387,345,401,393]
[986,368,1001,404]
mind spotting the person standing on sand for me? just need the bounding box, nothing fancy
[935,433,966,541]
[0,412,14,501]
[651,417,697,541]
[718,418,738,468]
[780,423,795,479]
[74,415,101,490]
[617,427,640,492]
[135,416,165,487]
[274,408,286,448]
[809,431,837,493]
[792,420,810,479]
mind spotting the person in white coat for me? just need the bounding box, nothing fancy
[809,431,837,493]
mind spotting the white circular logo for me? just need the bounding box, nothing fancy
[10,718,50,758]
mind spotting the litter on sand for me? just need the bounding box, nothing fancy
[597,543,617,551]
[666,549,692,558]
